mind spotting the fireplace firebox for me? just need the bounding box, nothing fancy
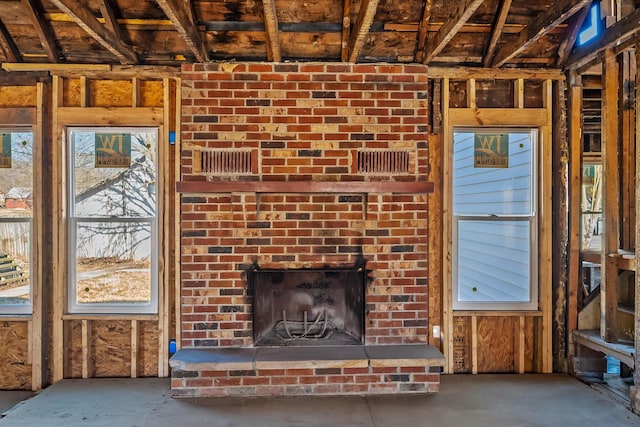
[252,267,365,346]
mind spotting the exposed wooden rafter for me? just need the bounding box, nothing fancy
[556,4,591,67]
[415,0,433,62]
[423,0,485,64]
[482,0,512,67]
[491,0,591,67]
[341,0,351,61]
[348,0,380,63]
[567,6,640,70]
[22,0,61,63]
[50,0,137,64]
[0,19,21,62]
[98,0,124,42]
[262,0,281,62]
[155,0,208,63]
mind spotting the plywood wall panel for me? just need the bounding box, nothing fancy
[63,79,81,107]
[477,316,517,372]
[140,81,164,108]
[452,316,471,373]
[524,317,539,373]
[138,321,159,377]
[0,86,36,107]
[66,320,84,379]
[0,321,31,389]
[90,80,132,108]
[91,320,131,377]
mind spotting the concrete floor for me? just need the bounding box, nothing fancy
[0,374,638,427]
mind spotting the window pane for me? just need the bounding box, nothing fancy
[72,130,157,218]
[453,131,533,216]
[0,222,31,305]
[581,163,602,250]
[457,220,531,303]
[75,221,151,305]
[0,131,33,309]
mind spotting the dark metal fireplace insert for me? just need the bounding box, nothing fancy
[252,267,365,346]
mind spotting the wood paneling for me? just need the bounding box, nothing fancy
[0,321,31,389]
[477,316,517,372]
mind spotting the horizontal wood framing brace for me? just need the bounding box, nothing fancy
[176,181,434,194]
[0,108,36,125]
[427,67,565,80]
[0,71,50,86]
[453,311,544,317]
[448,108,549,126]
[2,63,110,72]
[0,315,32,321]
[62,314,159,321]
[56,107,163,125]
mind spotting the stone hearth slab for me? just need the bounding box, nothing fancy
[254,346,369,369]
[365,344,446,367]
[169,348,256,371]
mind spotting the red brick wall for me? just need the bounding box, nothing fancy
[180,62,430,348]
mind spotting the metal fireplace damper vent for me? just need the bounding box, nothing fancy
[252,268,365,346]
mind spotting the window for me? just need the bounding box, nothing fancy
[581,163,602,251]
[577,2,601,47]
[452,129,537,310]
[0,130,33,314]
[68,128,158,314]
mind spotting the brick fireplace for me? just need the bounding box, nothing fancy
[170,62,444,397]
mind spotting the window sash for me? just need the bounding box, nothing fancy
[452,128,538,311]
[0,129,33,314]
[67,127,158,314]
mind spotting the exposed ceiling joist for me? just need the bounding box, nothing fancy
[567,6,640,69]
[98,0,124,42]
[491,0,592,67]
[423,0,485,64]
[415,0,433,62]
[483,0,512,67]
[556,4,591,67]
[348,0,380,63]
[341,0,351,61]
[155,0,208,62]
[50,0,137,64]
[262,0,281,62]
[0,19,21,62]
[22,0,61,63]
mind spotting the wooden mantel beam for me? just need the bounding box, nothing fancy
[155,0,208,63]
[491,0,591,68]
[423,0,484,64]
[22,0,61,63]
[348,0,380,63]
[50,0,137,64]
[262,0,281,62]
[176,181,434,194]
[482,0,512,67]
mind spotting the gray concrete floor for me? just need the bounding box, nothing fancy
[0,374,638,427]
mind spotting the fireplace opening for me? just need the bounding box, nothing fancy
[252,267,365,346]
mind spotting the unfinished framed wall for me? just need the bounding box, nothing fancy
[0,75,47,390]
[429,68,565,374]
[48,70,180,381]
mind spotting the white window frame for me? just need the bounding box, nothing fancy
[452,127,538,311]
[67,127,158,314]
